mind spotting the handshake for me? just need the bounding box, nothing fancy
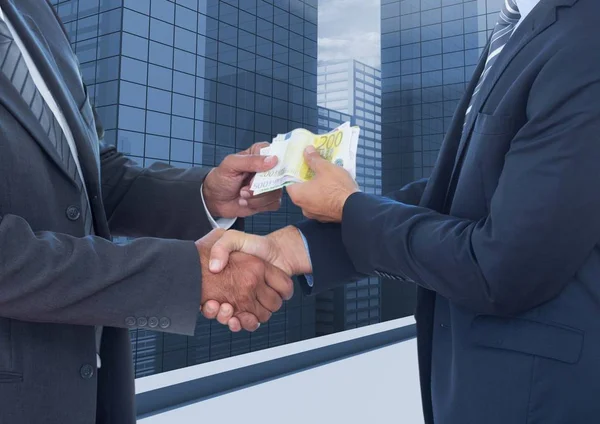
[196,125,361,332]
[196,226,312,332]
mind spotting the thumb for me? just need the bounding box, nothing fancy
[209,230,274,273]
[224,153,278,173]
[304,145,327,173]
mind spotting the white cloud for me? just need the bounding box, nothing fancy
[318,0,381,68]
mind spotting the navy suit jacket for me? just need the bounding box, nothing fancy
[297,0,600,422]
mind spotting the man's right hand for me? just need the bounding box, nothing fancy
[201,226,312,331]
[196,229,294,332]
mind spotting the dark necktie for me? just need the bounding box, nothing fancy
[464,0,521,123]
[0,18,94,235]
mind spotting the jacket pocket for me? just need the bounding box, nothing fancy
[0,371,22,383]
[469,315,584,364]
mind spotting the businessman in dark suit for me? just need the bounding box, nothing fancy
[206,0,600,422]
[0,1,293,423]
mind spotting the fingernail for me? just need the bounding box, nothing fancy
[204,304,214,313]
[238,198,248,207]
[264,155,277,165]
[209,259,221,272]
[305,145,316,154]
[240,190,251,199]
[256,323,261,330]
[222,305,232,315]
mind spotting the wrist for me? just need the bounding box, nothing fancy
[195,229,226,304]
[267,226,312,275]
[202,170,220,217]
[338,188,360,220]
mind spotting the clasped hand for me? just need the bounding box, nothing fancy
[199,145,359,332]
[200,225,313,331]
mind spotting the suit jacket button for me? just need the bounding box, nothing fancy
[148,317,159,328]
[80,364,94,379]
[66,206,81,221]
[159,317,171,329]
[125,316,136,327]
[137,317,148,327]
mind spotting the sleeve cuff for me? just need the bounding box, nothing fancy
[200,184,237,229]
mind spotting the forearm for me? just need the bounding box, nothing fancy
[291,178,429,294]
[100,145,213,240]
[0,214,200,335]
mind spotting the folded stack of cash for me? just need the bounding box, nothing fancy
[250,122,360,195]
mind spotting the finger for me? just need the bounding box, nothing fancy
[235,312,261,332]
[201,300,221,319]
[240,185,252,199]
[285,182,306,206]
[253,305,272,324]
[304,145,328,173]
[217,303,235,325]
[210,231,274,273]
[224,153,278,173]
[264,262,294,301]
[249,142,270,155]
[256,283,283,313]
[245,193,283,212]
[241,299,271,324]
[228,317,242,332]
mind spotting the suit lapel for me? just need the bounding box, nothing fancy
[448,0,579,198]
[0,71,76,185]
[1,0,101,192]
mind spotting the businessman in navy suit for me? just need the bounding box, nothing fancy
[204,0,600,422]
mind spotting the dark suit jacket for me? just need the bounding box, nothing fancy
[0,1,214,423]
[298,0,600,422]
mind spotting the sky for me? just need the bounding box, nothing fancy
[318,0,381,68]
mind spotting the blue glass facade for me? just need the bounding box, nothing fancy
[381,0,501,192]
[379,0,501,319]
[52,0,318,377]
[315,60,383,335]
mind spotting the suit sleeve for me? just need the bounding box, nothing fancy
[100,144,214,240]
[0,214,201,335]
[341,44,600,316]
[295,178,428,294]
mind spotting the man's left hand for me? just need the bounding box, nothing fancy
[203,142,283,218]
[286,145,360,223]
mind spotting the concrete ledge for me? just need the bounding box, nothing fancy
[136,317,416,419]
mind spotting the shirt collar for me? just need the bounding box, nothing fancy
[515,0,541,21]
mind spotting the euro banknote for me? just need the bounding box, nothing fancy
[250,122,360,195]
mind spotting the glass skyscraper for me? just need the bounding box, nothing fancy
[379,0,501,319]
[51,0,318,377]
[315,60,382,335]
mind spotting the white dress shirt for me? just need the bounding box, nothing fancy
[515,0,541,28]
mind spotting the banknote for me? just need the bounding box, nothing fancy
[250,122,360,195]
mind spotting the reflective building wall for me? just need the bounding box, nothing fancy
[379,0,501,320]
[315,60,382,335]
[52,0,318,377]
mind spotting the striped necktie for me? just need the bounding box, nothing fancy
[464,0,521,121]
[0,18,94,236]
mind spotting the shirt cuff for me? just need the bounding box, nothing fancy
[200,184,237,230]
[298,230,314,287]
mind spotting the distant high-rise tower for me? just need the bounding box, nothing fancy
[379,0,502,320]
[52,0,318,377]
[316,59,382,335]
